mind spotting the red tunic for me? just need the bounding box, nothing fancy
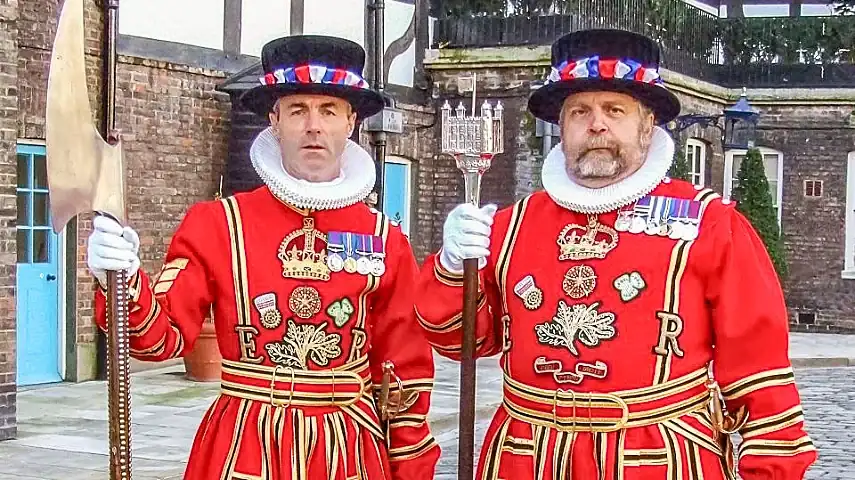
[95,186,440,479]
[416,180,816,480]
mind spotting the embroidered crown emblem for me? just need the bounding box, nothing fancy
[278,217,330,281]
[556,215,619,261]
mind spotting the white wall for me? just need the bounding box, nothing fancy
[119,0,225,50]
[300,0,416,86]
[240,0,291,56]
[120,0,417,87]
[720,3,837,17]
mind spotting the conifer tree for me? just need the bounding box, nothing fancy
[668,142,692,182]
[732,147,788,279]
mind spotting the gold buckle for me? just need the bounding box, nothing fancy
[551,389,629,432]
[270,366,296,408]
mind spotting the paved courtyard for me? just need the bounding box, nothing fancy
[0,332,853,479]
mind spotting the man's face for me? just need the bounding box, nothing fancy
[269,94,357,182]
[559,91,655,188]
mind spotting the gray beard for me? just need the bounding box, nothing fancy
[573,153,623,179]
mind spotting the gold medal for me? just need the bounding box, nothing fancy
[344,256,358,273]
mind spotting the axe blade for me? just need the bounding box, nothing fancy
[46,0,126,233]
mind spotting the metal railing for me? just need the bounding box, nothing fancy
[432,1,855,87]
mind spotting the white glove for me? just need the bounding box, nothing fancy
[87,215,140,287]
[439,203,498,274]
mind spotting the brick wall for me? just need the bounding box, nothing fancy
[0,0,18,443]
[16,0,232,381]
[757,105,855,331]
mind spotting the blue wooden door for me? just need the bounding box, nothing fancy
[383,159,411,235]
[16,144,61,386]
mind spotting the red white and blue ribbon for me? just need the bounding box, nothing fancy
[259,64,370,90]
[545,56,663,86]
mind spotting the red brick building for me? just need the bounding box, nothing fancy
[0,0,243,440]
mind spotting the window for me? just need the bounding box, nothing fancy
[724,148,783,225]
[803,180,823,198]
[17,144,52,264]
[685,138,707,187]
[844,152,855,279]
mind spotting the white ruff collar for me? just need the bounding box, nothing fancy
[541,126,674,214]
[249,127,375,210]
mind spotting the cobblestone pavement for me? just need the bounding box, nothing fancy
[434,365,855,480]
[0,336,853,479]
[797,367,855,479]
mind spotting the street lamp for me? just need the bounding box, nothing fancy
[668,88,760,150]
[722,90,760,149]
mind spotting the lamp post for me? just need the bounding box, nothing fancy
[667,87,760,151]
[363,0,404,211]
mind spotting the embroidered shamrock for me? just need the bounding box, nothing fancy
[613,272,646,302]
[327,298,355,328]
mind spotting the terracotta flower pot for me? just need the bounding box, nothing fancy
[183,320,222,382]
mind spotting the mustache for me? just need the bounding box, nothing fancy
[583,137,618,152]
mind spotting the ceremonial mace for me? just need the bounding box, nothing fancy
[46,0,133,479]
[440,77,504,479]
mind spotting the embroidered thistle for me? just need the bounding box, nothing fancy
[265,319,342,369]
[535,301,616,356]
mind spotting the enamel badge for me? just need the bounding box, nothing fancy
[513,275,543,310]
[253,292,282,329]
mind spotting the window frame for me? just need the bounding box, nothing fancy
[685,138,707,187]
[844,152,855,279]
[724,147,784,226]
